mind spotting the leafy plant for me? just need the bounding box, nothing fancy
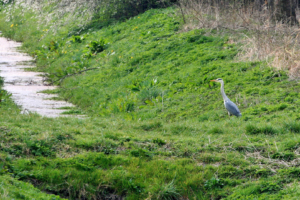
[153,138,166,146]
[204,177,224,190]
[48,40,59,51]
[26,140,55,157]
[70,35,85,43]
[87,39,106,54]
[259,181,282,194]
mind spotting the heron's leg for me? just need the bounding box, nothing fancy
[227,112,231,118]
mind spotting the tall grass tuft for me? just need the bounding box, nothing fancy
[284,121,300,133]
[156,180,181,200]
[246,124,277,135]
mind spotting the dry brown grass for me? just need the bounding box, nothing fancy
[178,0,300,79]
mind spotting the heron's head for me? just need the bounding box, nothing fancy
[210,78,223,83]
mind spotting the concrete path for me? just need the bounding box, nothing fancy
[0,37,75,117]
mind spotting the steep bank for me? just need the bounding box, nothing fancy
[1,1,300,200]
[0,3,294,122]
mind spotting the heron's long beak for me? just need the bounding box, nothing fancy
[210,80,216,82]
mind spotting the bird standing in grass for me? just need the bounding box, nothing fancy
[210,78,242,117]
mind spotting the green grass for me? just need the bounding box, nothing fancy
[0,175,66,200]
[1,2,300,199]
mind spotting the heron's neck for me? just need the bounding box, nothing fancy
[220,82,229,101]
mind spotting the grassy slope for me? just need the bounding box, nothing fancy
[1,3,300,200]
[0,175,66,200]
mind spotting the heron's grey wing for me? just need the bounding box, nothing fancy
[225,100,241,116]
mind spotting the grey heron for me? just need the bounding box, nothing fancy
[210,78,242,117]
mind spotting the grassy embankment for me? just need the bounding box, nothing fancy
[1,1,300,200]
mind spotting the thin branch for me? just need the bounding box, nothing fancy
[177,2,186,24]
[49,67,100,85]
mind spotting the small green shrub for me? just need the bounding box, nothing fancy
[271,152,296,161]
[227,182,281,199]
[259,126,277,135]
[26,140,55,157]
[126,102,135,112]
[198,115,209,122]
[277,103,288,111]
[209,127,224,134]
[56,133,71,141]
[127,178,144,193]
[198,153,221,163]
[284,121,300,133]
[284,140,300,150]
[259,181,282,194]
[87,39,106,54]
[204,177,224,190]
[255,168,273,178]
[245,125,260,134]
[219,166,243,178]
[74,162,94,171]
[285,96,294,103]
[187,35,214,44]
[3,143,24,157]
[140,122,162,131]
[232,142,263,153]
[246,124,277,135]
[48,40,59,51]
[70,35,85,43]
[278,167,300,178]
[138,87,162,103]
[153,138,166,146]
[130,148,152,158]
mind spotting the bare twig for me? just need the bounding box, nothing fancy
[50,67,99,85]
